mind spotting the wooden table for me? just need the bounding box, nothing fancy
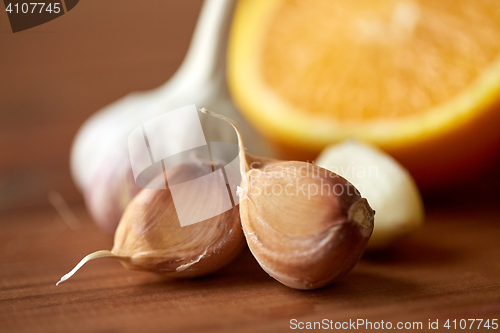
[2,1,499,331]
[1,197,499,332]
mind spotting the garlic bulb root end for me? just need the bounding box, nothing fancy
[349,198,375,238]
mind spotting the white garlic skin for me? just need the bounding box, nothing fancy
[316,141,424,249]
[83,148,141,235]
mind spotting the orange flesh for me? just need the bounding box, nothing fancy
[260,0,500,120]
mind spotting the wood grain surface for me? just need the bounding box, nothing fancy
[0,199,499,332]
[1,1,500,332]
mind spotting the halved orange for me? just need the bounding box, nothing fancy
[227,0,500,188]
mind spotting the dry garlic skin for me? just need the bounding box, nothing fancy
[240,159,374,290]
[113,162,244,277]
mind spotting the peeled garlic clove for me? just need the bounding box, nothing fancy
[201,109,374,290]
[57,160,244,285]
[316,141,424,249]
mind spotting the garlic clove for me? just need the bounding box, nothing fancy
[241,160,374,289]
[112,161,244,277]
[316,141,424,249]
[57,159,244,285]
[201,109,375,290]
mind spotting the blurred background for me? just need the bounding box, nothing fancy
[0,0,203,210]
[1,0,500,214]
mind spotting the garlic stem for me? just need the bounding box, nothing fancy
[56,250,124,286]
[200,108,249,173]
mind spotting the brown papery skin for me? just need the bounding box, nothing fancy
[112,161,245,278]
[240,157,374,290]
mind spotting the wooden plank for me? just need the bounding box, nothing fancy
[0,202,498,332]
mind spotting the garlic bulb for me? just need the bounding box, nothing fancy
[57,159,244,285]
[316,141,424,249]
[83,148,141,234]
[201,109,374,290]
[70,0,272,234]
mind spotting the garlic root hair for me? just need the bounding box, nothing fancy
[56,250,124,285]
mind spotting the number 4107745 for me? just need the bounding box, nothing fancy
[5,3,61,14]
[444,319,498,330]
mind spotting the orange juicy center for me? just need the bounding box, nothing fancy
[261,0,500,120]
